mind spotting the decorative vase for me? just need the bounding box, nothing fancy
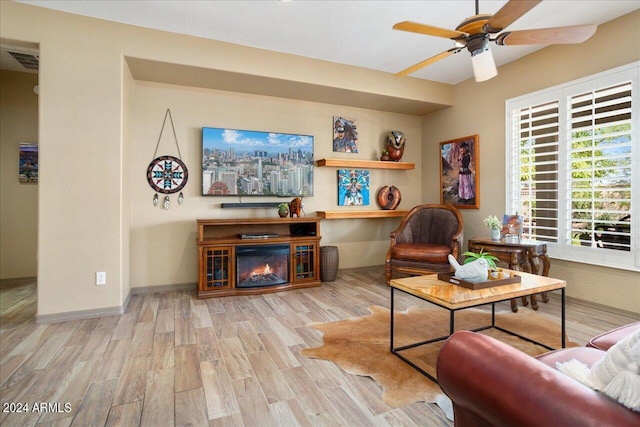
[376,185,401,210]
[278,208,288,218]
[386,130,406,162]
[320,246,339,282]
[491,228,501,241]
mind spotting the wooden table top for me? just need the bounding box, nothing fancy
[390,270,565,310]
[469,237,548,248]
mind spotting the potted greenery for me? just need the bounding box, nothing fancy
[462,249,499,269]
[277,202,289,218]
[483,215,502,241]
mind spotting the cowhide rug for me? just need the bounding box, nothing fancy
[301,305,576,409]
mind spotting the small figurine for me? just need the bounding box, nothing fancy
[289,197,302,217]
[448,254,489,283]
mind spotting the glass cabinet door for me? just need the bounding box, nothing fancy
[201,246,232,290]
[293,242,317,282]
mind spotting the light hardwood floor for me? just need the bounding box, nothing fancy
[1,268,638,427]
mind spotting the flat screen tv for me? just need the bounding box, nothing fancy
[202,127,314,197]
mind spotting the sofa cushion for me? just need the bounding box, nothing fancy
[390,242,451,263]
[588,322,640,351]
[588,329,640,411]
[557,328,640,412]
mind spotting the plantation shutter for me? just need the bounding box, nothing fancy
[508,100,560,242]
[507,63,638,270]
[567,82,633,251]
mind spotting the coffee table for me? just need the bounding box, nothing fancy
[390,270,566,383]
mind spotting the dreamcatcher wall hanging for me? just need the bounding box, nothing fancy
[147,108,189,209]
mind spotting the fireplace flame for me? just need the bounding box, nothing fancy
[263,264,272,274]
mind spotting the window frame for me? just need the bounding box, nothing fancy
[505,62,639,272]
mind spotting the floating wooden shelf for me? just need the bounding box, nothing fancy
[316,210,408,219]
[316,158,415,170]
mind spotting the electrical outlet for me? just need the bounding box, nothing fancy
[96,272,106,286]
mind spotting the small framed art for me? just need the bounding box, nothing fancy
[333,116,358,153]
[19,142,38,183]
[338,169,369,206]
[439,135,479,209]
[502,214,524,239]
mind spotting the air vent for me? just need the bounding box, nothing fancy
[8,51,39,70]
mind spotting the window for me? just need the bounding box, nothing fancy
[506,63,639,271]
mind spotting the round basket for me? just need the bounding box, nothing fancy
[320,246,339,282]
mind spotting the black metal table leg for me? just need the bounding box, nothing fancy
[561,287,566,348]
[390,286,395,352]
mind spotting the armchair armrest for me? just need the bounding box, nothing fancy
[437,331,639,427]
[450,232,462,260]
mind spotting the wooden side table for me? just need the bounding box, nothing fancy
[468,238,551,312]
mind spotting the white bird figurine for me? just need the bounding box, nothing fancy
[448,254,489,283]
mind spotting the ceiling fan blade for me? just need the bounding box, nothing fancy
[393,21,467,40]
[485,0,542,33]
[495,24,597,46]
[395,49,461,77]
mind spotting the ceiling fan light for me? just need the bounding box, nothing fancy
[471,48,497,82]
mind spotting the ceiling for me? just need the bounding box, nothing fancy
[6,0,640,84]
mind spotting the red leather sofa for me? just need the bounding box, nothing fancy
[436,323,640,427]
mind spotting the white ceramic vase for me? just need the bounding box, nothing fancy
[491,228,501,241]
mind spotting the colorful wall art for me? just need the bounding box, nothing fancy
[338,169,369,206]
[440,135,479,209]
[333,116,358,153]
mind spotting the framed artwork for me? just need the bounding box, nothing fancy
[439,135,479,209]
[202,127,314,197]
[338,169,369,206]
[333,116,358,153]
[502,214,524,237]
[19,142,38,183]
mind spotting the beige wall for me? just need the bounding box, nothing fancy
[2,3,132,315]
[0,1,637,317]
[121,59,134,303]
[0,70,38,280]
[421,11,640,313]
[0,2,430,317]
[129,81,422,287]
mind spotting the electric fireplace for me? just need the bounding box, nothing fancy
[236,244,289,288]
[196,217,321,298]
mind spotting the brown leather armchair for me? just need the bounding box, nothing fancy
[385,204,463,284]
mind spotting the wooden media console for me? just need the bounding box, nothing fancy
[196,217,321,298]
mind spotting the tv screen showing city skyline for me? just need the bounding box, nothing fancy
[202,127,314,197]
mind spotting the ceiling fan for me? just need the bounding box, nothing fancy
[393,0,597,82]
